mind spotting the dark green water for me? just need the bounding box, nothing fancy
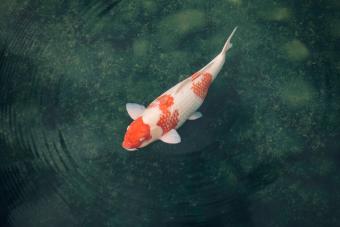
[1,0,340,226]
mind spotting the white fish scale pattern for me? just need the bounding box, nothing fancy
[172,88,204,128]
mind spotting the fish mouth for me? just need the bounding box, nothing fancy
[122,140,138,151]
[125,148,138,151]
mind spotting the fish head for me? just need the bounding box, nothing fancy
[122,117,151,151]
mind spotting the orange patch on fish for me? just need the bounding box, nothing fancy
[191,72,213,99]
[158,95,174,112]
[148,94,173,109]
[158,109,179,134]
[191,71,201,80]
[150,94,179,134]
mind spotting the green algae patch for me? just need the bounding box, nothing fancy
[219,164,238,187]
[226,0,242,7]
[329,18,340,38]
[142,0,157,14]
[336,61,340,73]
[163,9,206,35]
[133,39,150,57]
[258,7,292,22]
[158,9,206,47]
[283,39,310,61]
[279,77,315,106]
[328,0,340,8]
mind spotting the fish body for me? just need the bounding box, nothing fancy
[122,27,237,151]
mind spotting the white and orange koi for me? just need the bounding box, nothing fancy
[122,27,237,151]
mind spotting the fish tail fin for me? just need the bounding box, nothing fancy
[221,26,238,54]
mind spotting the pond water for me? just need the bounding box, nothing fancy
[0,0,339,226]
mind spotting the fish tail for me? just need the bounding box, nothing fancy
[221,27,238,54]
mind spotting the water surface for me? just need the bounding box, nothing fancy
[1,0,340,226]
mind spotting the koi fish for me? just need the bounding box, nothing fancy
[122,27,237,151]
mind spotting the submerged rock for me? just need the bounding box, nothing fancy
[161,9,206,35]
[158,9,206,48]
[283,39,310,61]
[258,7,292,21]
[279,77,315,106]
[226,0,242,7]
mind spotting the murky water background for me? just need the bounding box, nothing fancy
[1,0,340,226]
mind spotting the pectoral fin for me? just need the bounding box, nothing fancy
[126,103,145,120]
[188,112,202,120]
[160,129,181,144]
